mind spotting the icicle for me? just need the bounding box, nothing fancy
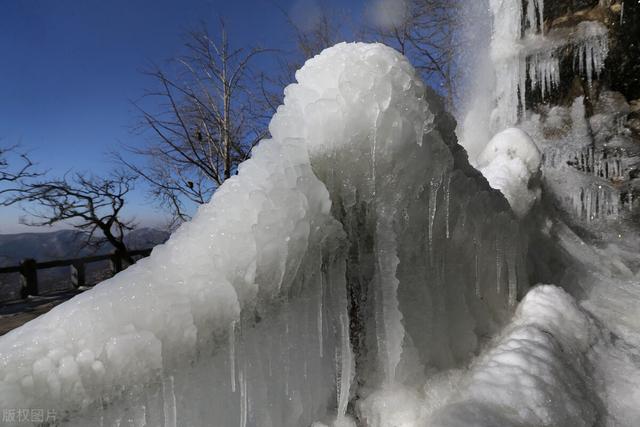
[284,313,290,397]
[162,375,177,427]
[337,313,353,418]
[537,0,544,34]
[428,176,441,254]
[134,404,147,427]
[489,0,525,129]
[495,234,503,294]
[525,0,544,35]
[229,321,237,393]
[617,115,626,133]
[375,223,404,384]
[490,0,523,43]
[98,397,105,427]
[474,241,481,299]
[318,270,324,359]
[530,52,559,99]
[507,246,518,307]
[573,22,609,88]
[239,368,248,427]
[444,174,451,239]
[525,0,537,35]
[519,55,527,120]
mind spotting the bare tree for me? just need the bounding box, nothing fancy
[0,144,40,197]
[367,0,464,110]
[7,171,138,263]
[286,6,343,64]
[279,0,464,110]
[280,2,353,73]
[118,22,274,225]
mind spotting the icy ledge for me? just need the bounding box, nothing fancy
[0,43,526,426]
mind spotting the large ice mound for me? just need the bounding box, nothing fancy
[0,43,527,426]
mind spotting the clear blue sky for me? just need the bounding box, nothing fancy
[0,0,367,233]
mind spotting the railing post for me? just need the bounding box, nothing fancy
[70,262,86,288]
[110,251,123,276]
[19,258,38,298]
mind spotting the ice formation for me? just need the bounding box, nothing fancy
[1,2,637,424]
[458,0,616,219]
[477,127,542,217]
[0,43,527,426]
[429,285,624,427]
[476,0,609,139]
[453,1,640,424]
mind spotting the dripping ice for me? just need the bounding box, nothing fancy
[486,0,608,132]
[0,42,526,426]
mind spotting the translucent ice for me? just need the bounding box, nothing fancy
[0,43,526,426]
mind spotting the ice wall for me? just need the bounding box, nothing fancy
[0,43,528,426]
[276,44,529,424]
[451,2,640,426]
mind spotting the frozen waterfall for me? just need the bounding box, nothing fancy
[0,43,528,426]
[1,5,638,422]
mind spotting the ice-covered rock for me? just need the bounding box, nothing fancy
[478,128,542,217]
[430,285,600,427]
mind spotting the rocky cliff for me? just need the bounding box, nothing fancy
[524,0,640,231]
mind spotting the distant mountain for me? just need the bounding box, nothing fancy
[0,227,170,267]
[0,228,170,301]
[124,227,171,253]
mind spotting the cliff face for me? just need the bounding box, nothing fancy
[532,0,639,106]
[524,0,640,233]
[608,0,640,103]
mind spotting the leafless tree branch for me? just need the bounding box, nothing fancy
[118,23,276,224]
[5,171,138,262]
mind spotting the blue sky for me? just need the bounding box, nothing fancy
[0,0,367,233]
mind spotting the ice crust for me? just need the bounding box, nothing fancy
[0,43,528,426]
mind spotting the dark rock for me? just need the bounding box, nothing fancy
[544,0,599,23]
[606,0,640,102]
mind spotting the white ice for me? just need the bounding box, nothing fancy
[478,128,542,217]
